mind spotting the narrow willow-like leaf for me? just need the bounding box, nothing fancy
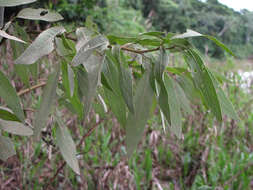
[15,26,66,65]
[17,8,63,22]
[155,47,168,82]
[0,30,26,43]
[33,66,60,140]
[172,29,234,56]
[0,136,15,161]
[158,82,171,125]
[77,54,105,118]
[173,80,193,115]
[107,35,137,45]
[72,35,108,67]
[119,52,134,113]
[163,74,182,138]
[208,70,239,121]
[139,31,165,39]
[0,107,21,121]
[0,0,36,6]
[0,119,33,136]
[104,88,127,126]
[76,27,94,51]
[184,49,222,121]
[0,70,25,122]
[172,29,202,39]
[126,68,154,156]
[55,115,80,175]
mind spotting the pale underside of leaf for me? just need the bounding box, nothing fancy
[0,119,33,136]
[33,66,60,140]
[0,136,15,161]
[15,26,66,65]
[55,115,80,175]
[0,0,36,7]
[0,30,26,43]
[17,8,63,22]
[126,68,154,156]
[163,74,182,138]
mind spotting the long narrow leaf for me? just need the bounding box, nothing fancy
[126,68,154,156]
[0,70,25,122]
[0,0,36,6]
[0,136,15,161]
[33,66,60,140]
[15,26,66,65]
[0,119,33,136]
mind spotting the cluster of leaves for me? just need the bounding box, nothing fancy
[0,0,239,175]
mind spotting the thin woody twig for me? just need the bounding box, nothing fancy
[17,81,47,96]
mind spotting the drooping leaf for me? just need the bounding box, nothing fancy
[103,88,127,126]
[55,115,80,175]
[0,29,26,43]
[15,26,66,65]
[0,107,21,122]
[17,8,63,22]
[155,47,168,82]
[72,35,108,67]
[55,37,75,59]
[0,70,25,122]
[184,49,222,121]
[33,66,60,140]
[0,119,33,136]
[163,74,182,138]
[0,136,15,161]
[77,53,105,118]
[158,81,171,125]
[208,70,239,121]
[0,0,36,6]
[75,27,94,51]
[172,29,234,56]
[118,52,134,113]
[126,67,154,156]
[173,80,193,115]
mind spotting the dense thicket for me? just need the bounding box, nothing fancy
[49,0,253,58]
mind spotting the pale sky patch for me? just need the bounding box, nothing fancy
[218,0,253,11]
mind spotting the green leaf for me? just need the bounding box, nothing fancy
[33,66,60,140]
[0,0,36,6]
[72,35,108,67]
[0,136,15,161]
[17,8,63,22]
[158,81,171,124]
[139,31,165,39]
[137,39,161,46]
[0,70,25,122]
[0,119,33,136]
[208,71,239,121]
[119,52,134,113]
[0,29,26,43]
[103,88,127,126]
[205,35,235,56]
[163,74,182,137]
[107,35,137,45]
[155,47,168,82]
[55,115,80,175]
[172,29,202,39]
[173,80,193,115]
[77,53,105,118]
[184,49,222,121]
[15,26,66,65]
[172,29,234,56]
[0,107,21,122]
[126,68,154,156]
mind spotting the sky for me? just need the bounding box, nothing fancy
[218,0,253,11]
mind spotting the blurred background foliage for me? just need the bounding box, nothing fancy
[33,0,253,59]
